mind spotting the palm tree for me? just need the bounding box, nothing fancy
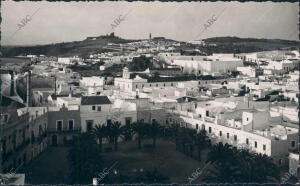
[90,125,107,153]
[204,142,280,183]
[195,129,210,161]
[235,149,280,183]
[202,162,239,183]
[68,132,103,184]
[206,142,235,164]
[107,121,123,151]
[147,120,160,148]
[132,121,146,149]
[170,124,180,150]
[122,123,133,141]
[203,142,240,183]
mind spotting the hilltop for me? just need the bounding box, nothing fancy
[2,35,299,58]
[2,33,139,58]
[201,37,299,53]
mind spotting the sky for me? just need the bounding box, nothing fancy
[2,1,299,46]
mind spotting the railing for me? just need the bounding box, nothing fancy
[2,139,30,163]
[48,129,81,133]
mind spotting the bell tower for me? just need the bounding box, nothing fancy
[123,67,130,79]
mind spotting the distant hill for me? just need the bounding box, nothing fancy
[2,35,299,58]
[2,34,140,57]
[202,37,299,52]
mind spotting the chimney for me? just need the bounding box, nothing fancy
[26,71,31,107]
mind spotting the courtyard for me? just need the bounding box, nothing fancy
[20,139,209,184]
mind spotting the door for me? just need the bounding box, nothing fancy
[52,135,58,146]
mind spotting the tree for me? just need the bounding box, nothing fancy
[195,129,210,161]
[90,125,108,153]
[237,152,280,183]
[127,56,153,71]
[68,133,103,184]
[145,120,160,148]
[169,124,180,150]
[204,142,280,183]
[122,123,134,141]
[132,121,147,149]
[107,121,123,151]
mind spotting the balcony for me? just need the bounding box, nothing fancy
[2,139,30,164]
[48,128,81,134]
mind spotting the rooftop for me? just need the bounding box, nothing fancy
[129,73,223,82]
[81,96,112,105]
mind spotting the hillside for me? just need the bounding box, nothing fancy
[2,36,299,58]
[2,34,139,57]
[202,37,299,53]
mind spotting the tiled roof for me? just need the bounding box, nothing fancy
[81,96,112,105]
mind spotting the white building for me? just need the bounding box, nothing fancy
[57,57,82,65]
[173,54,243,75]
[236,66,263,77]
[164,99,298,167]
[114,67,228,92]
[80,96,137,132]
[56,96,81,110]
[80,77,105,96]
[262,60,296,74]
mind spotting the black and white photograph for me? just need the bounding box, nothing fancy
[0,1,299,185]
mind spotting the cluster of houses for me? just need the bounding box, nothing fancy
[1,39,299,183]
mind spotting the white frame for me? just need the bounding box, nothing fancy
[56,120,63,131]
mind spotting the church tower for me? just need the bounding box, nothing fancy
[123,67,130,79]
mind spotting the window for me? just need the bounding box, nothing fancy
[263,144,266,151]
[136,85,138,88]
[278,159,282,165]
[234,135,237,141]
[227,133,229,139]
[125,117,132,125]
[209,127,212,133]
[219,131,222,136]
[86,120,93,131]
[246,117,249,121]
[206,110,209,117]
[163,83,165,87]
[97,106,101,111]
[92,106,96,110]
[68,120,74,130]
[291,141,296,148]
[56,120,63,131]
[107,120,112,126]
[39,125,42,135]
[196,124,199,130]
[254,141,257,148]
[171,83,173,86]
[156,84,158,87]
[150,84,152,87]
[246,138,249,145]
[202,124,205,130]
[142,84,144,88]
